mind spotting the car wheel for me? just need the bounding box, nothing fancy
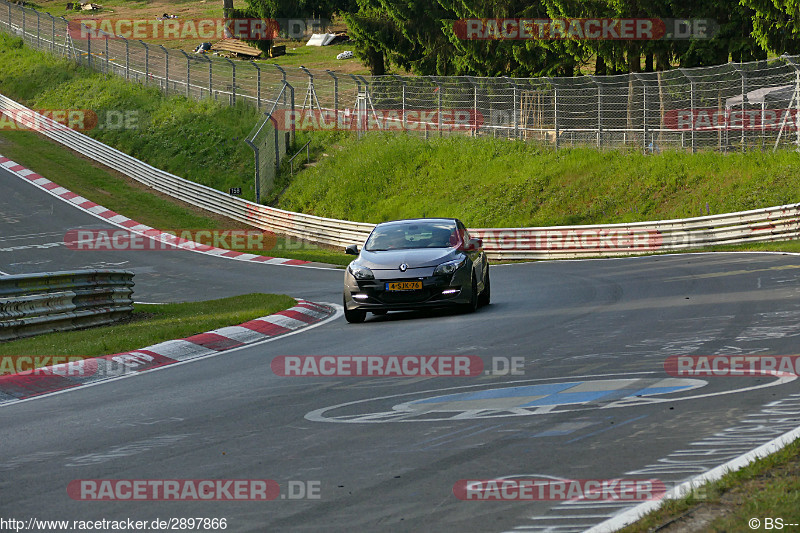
[478,269,490,307]
[344,296,367,323]
[462,275,479,314]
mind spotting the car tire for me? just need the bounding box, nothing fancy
[344,297,367,323]
[478,269,490,307]
[462,275,479,314]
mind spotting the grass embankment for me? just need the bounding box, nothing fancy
[0,294,296,358]
[621,438,800,532]
[0,33,350,264]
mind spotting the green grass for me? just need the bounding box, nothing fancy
[0,33,260,202]
[620,439,800,532]
[276,133,800,228]
[0,293,296,358]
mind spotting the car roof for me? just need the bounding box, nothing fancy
[375,218,459,227]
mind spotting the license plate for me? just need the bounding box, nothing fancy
[385,281,422,291]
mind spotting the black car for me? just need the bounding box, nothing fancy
[342,218,490,323]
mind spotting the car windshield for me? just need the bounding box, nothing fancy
[364,222,459,251]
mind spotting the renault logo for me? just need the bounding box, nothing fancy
[399,263,408,272]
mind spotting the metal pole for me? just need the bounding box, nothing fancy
[159,45,169,94]
[87,34,91,69]
[634,73,648,151]
[327,70,338,127]
[553,83,559,150]
[731,63,747,150]
[682,71,696,153]
[179,50,191,97]
[125,39,129,79]
[105,35,109,74]
[252,61,261,109]
[784,57,800,150]
[140,41,149,85]
[244,139,260,204]
[36,10,40,49]
[50,13,55,52]
[207,55,212,98]
[228,58,236,104]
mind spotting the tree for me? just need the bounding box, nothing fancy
[740,0,800,55]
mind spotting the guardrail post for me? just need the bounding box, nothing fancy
[252,61,261,109]
[224,57,236,105]
[159,45,169,94]
[178,50,191,98]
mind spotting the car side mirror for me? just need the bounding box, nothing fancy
[463,238,482,251]
[345,244,360,255]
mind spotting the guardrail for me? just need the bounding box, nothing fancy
[2,94,800,260]
[0,270,134,341]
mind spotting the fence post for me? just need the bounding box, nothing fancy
[349,74,363,137]
[634,74,648,151]
[783,56,800,151]
[206,55,212,98]
[252,61,261,109]
[589,76,602,147]
[158,45,169,93]
[552,81,559,150]
[680,70,696,153]
[465,76,478,137]
[140,40,149,84]
[36,10,39,49]
[729,63,747,150]
[21,5,24,40]
[105,35,109,74]
[274,66,295,144]
[244,138,260,204]
[435,78,442,136]
[179,50,191,98]
[87,33,91,68]
[327,70,339,127]
[228,58,236,104]
[49,12,55,52]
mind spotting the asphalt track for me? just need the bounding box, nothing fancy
[2,164,800,532]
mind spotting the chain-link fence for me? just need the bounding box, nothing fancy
[4,0,800,158]
[245,83,293,203]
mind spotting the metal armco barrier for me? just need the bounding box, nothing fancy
[0,270,134,341]
[2,94,800,260]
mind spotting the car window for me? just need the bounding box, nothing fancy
[365,222,458,251]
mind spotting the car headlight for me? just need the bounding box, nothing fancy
[433,257,466,276]
[348,263,375,280]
